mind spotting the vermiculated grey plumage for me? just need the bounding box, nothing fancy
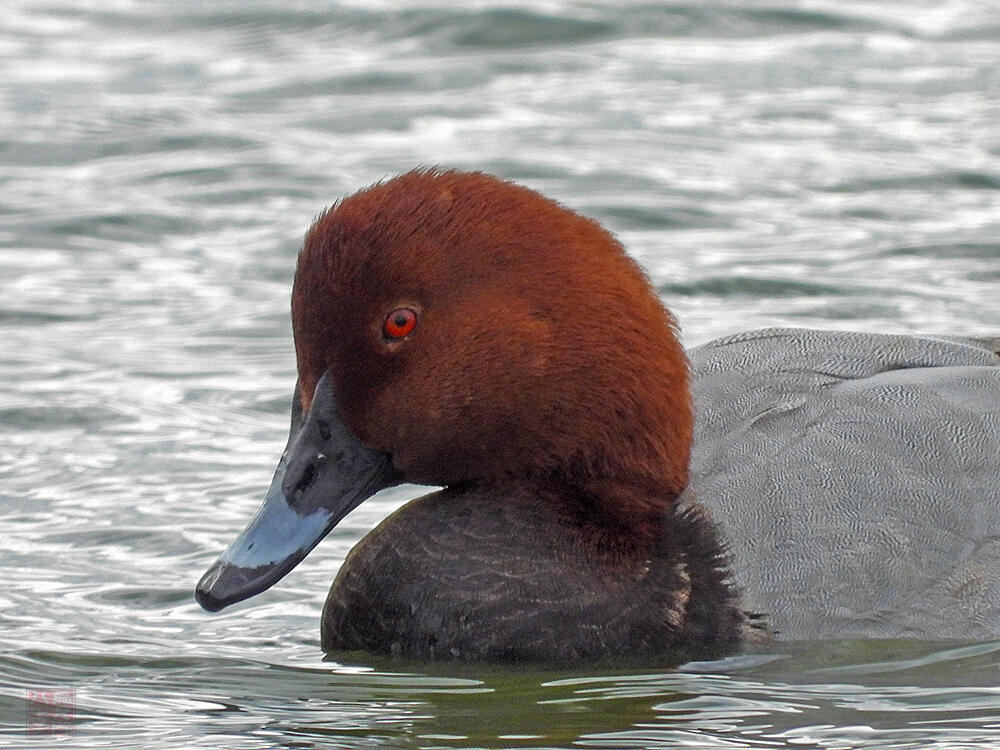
[686,328,1000,639]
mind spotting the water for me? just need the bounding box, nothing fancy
[2,0,999,746]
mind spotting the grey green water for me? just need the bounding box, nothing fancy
[2,1,999,747]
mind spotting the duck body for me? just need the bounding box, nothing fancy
[688,328,1000,640]
[321,328,1000,656]
[195,169,1000,662]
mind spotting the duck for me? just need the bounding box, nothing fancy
[196,169,1000,663]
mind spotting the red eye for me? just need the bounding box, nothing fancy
[383,307,417,340]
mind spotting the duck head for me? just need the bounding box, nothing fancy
[196,169,693,612]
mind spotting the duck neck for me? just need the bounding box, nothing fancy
[568,478,680,562]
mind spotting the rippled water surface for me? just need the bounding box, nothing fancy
[2,1,999,747]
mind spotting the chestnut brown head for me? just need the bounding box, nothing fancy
[293,169,692,495]
[196,169,694,613]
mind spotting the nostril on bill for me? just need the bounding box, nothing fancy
[292,463,316,499]
[317,420,331,441]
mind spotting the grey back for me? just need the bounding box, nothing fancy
[686,328,1000,639]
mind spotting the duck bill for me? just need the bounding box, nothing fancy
[195,372,401,612]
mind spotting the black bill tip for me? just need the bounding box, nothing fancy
[195,552,308,613]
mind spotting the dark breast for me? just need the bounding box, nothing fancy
[321,484,749,663]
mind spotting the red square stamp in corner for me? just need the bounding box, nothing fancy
[25,688,76,736]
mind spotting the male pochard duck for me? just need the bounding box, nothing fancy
[197,169,1000,662]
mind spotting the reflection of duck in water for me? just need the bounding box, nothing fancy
[197,169,1000,662]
